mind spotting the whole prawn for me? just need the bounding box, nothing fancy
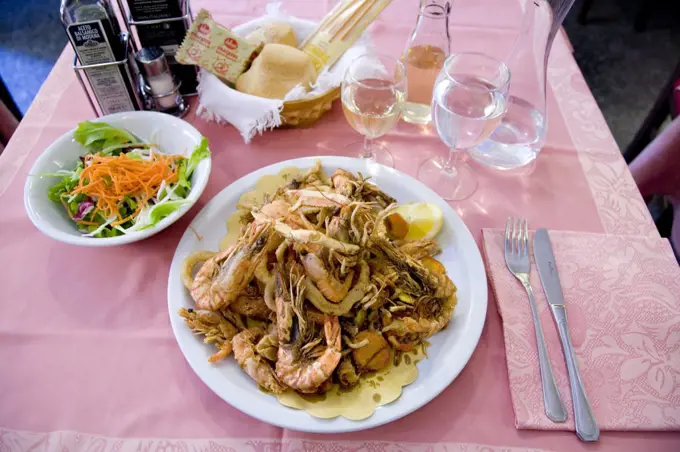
[178,308,238,363]
[232,328,286,395]
[383,286,458,339]
[276,315,342,393]
[190,222,273,311]
[273,267,341,393]
[301,253,353,303]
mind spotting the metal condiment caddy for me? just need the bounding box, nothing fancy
[72,32,144,117]
[135,47,188,117]
[115,0,198,96]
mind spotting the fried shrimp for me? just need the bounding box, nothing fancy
[179,308,239,363]
[276,316,342,393]
[232,328,286,395]
[190,223,273,311]
[179,161,458,398]
[301,253,353,303]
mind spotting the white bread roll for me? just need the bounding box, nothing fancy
[245,22,298,47]
[236,43,317,99]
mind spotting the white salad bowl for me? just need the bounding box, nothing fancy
[24,111,211,247]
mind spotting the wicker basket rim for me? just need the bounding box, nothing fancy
[283,85,340,106]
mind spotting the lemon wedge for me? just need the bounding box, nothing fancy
[394,202,443,241]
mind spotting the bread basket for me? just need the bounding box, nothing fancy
[231,10,357,129]
[194,5,371,141]
[280,86,340,128]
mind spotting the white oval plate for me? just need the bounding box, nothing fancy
[24,111,211,247]
[167,156,487,433]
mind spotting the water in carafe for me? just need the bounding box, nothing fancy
[469,0,575,170]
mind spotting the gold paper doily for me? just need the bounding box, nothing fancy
[278,348,423,420]
[220,166,424,420]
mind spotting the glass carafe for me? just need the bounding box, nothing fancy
[469,0,575,170]
[400,0,452,125]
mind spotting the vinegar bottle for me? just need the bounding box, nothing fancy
[400,0,452,125]
[61,0,141,115]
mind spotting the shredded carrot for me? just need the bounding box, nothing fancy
[70,152,182,226]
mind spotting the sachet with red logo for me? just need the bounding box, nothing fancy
[176,9,263,86]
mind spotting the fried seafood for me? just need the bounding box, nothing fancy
[231,294,273,320]
[179,308,239,363]
[351,331,391,371]
[398,239,440,260]
[191,223,276,311]
[255,332,279,361]
[181,250,216,290]
[232,328,286,394]
[301,252,353,302]
[180,162,458,396]
[276,315,342,393]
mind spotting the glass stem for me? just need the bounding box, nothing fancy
[443,147,457,172]
[362,136,374,159]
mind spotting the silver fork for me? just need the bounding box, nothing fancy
[505,217,567,423]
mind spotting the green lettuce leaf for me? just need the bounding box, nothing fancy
[169,137,209,200]
[174,159,190,199]
[74,121,138,154]
[186,137,210,178]
[47,176,78,203]
[94,227,123,238]
[143,200,188,229]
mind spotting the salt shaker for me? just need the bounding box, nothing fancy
[135,47,187,116]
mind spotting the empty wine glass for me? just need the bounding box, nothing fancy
[341,53,407,168]
[418,52,510,200]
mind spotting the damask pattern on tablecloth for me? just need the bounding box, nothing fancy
[547,35,657,238]
[483,229,680,430]
[0,429,552,452]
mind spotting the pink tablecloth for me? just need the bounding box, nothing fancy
[0,1,677,451]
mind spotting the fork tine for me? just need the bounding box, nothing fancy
[505,217,512,256]
[512,218,519,256]
[522,218,529,257]
[516,218,521,257]
[519,218,524,256]
[510,217,515,255]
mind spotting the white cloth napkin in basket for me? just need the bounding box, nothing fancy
[196,2,373,143]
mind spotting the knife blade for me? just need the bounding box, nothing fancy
[533,229,566,306]
[534,228,600,442]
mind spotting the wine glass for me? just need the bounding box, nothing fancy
[418,52,510,200]
[341,54,407,168]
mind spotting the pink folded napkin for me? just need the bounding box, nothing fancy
[482,229,680,431]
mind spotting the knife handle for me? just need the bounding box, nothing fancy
[522,281,567,423]
[551,305,600,442]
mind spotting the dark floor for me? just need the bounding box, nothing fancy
[563,0,680,151]
[1,0,680,151]
[0,0,66,114]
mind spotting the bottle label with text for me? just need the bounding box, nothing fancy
[68,21,135,115]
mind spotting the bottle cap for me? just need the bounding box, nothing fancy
[135,47,169,78]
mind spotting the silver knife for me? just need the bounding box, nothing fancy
[534,228,600,442]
